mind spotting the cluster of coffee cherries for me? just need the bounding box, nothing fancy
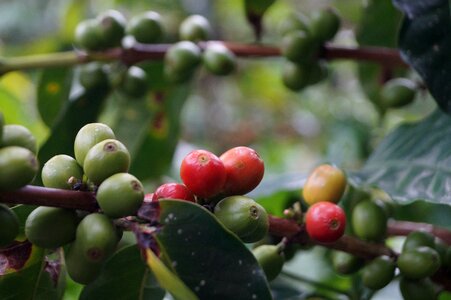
[74,10,237,94]
[0,112,39,247]
[278,8,340,92]
[302,163,448,298]
[24,122,144,284]
[145,146,285,281]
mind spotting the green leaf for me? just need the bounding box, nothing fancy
[153,199,273,300]
[356,0,403,108]
[37,87,110,183]
[0,243,61,300]
[37,68,73,127]
[244,0,276,41]
[145,249,198,300]
[349,109,451,205]
[393,0,451,112]
[81,246,165,300]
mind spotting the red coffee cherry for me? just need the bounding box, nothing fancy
[305,202,346,243]
[154,182,195,202]
[220,146,265,196]
[144,193,158,203]
[180,149,226,199]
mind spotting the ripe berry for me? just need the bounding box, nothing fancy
[380,78,416,109]
[96,173,144,218]
[180,149,226,199]
[74,19,105,51]
[308,8,341,42]
[144,192,158,203]
[41,155,83,189]
[397,246,441,280]
[25,207,78,249]
[0,204,19,247]
[305,202,346,243]
[252,245,285,281]
[118,66,149,98]
[1,124,37,154]
[83,139,130,185]
[179,15,212,41]
[0,146,39,191]
[214,196,268,243]
[219,146,264,196]
[362,256,396,290]
[302,164,347,206]
[126,11,164,44]
[281,30,318,64]
[351,200,387,241]
[331,250,364,275]
[96,10,126,48]
[76,213,118,263]
[79,62,109,90]
[164,41,202,83]
[202,43,236,76]
[154,183,195,202]
[74,123,116,167]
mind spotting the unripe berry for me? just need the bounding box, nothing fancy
[96,10,126,48]
[281,30,318,64]
[126,11,164,43]
[362,256,396,290]
[42,155,83,189]
[164,41,202,83]
[0,146,39,191]
[74,123,116,167]
[75,19,105,51]
[278,13,309,37]
[179,15,212,41]
[397,246,441,280]
[309,8,341,42]
[302,164,347,205]
[118,66,149,98]
[1,124,37,154]
[399,277,439,300]
[203,43,236,76]
[0,204,19,247]
[380,78,416,109]
[252,245,285,281]
[351,200,387,241]
[79,62,109,90]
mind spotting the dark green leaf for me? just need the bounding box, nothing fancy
[37,68,73,127]
[349,109,451,205]
[37,87,110,183]
[394,0,451,112]
[81,245,165,300]
[154,200,273,300]
[356,0,403,108]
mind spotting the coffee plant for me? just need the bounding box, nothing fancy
[0,0,451,299]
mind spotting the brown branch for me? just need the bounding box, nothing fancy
[387,219,451,244]
[0,185,98,211]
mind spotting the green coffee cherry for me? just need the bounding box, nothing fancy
[83,139,130,185]
[0,146,38,190]
[96,173,144,218]
[282,61,310,91]
[308,61,328,85]
[399,277,439,300]
[118,66,149,98]
[126,11,164,43]
[380,78,416,109]
[79,63,109,90]
[402,231,435,252]
[214,196,269,243]
[76,213,118,263]
[179,15,211,41]
[281,30,318,64]
[1,124,37,154]
[433,237,448,265]
[0,204,19,247]
[42,155,83,189]
[25,207,78,249]
[164,41,202,83]
[202,43,236,76]
[74,122,116,167]
[309,8,341,42]
[252,245,284,281]
[362,256,396,290]
[75,19,105,51]
[278,13,309,37]
[331,250,364,275]
[351,200,387,241]
[65,240,103,284]
[97,10,126,48]
[397,246,441,280]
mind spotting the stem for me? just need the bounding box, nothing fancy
[387,219,451,244]
[0,42,406,74]
[0,185,98,211]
